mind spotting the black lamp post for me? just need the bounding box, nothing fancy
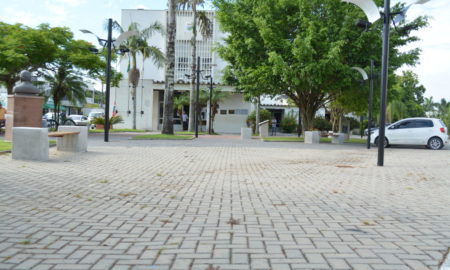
[205,75,213,135]
[81,19,136,143]
[367,59,374,149]
[342,0,429,166]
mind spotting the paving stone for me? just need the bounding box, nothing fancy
[0,135,449,270]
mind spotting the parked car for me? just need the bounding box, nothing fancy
[370,117,448,150]
[364,127,378,136]
[68,115,89,126]
[87,111,104,123]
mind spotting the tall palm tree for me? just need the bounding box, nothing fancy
[113,21,165,129]
[422,96,436,117]
[436,98,449,118]
[162,0,177,134]
[178,0,213,132]
[44,64,87,124]
[387,100,407,123]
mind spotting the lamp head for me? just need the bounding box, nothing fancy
[341,0,381,23]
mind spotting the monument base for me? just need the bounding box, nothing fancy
[4,95,44,141]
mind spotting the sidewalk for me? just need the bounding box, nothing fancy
[0,135,449,270]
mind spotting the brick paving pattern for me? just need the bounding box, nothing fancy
[0,135,449,270]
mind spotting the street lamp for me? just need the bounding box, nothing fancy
[80,19,136,142]
[352,62,374,149]
[342,0,430,166]
[185,56,204,138]
[205,75,213,135]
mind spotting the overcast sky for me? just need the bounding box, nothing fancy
[1,0,448,100]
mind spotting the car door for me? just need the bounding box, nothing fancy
[387,120,415,144]
[413,119,434,145]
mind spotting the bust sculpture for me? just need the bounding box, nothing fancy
[13,71,40,95]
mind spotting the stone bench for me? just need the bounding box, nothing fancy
[241,127,252,140]
[12,126,88,161]
[12,127,49,161]
[328,132,345,144]
[53,126,88,152]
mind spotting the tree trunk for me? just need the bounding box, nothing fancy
[297,105,302,137]
[129,68,140,130]
[255,96,260,135]
[162,0,176,134]
[188,5,198,132]
[300,109,315,134]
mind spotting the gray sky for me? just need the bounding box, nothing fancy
[1,0,448,100]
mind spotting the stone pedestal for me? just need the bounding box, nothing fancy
[330,133,345,144]
[305,131,320,144]
[4,95,44,141]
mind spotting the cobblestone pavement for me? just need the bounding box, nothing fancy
[1,134,449,270]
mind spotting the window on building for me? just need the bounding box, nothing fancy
[228,109,235,115]
[220,110,227,115]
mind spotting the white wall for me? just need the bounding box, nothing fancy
[110,79,154,130]
[213,93,252,133]
[121,10,166,82]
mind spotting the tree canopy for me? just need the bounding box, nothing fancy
[214,0,427,131]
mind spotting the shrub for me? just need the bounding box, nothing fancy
[313,117,332,131]
[280,112,297,133]
[247,109,272,133]
[92,115,124,128]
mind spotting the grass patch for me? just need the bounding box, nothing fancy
[0,140,56,151]
[89,128,146,133]
[132,134,193,140]
[262,137,367,144]
[0,140,12,151]
[263,137,304,142]
[346,138,367,144]
[175,131,219,135]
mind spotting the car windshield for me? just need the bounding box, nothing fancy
[70,115,82,120]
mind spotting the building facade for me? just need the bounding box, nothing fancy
[110,9,254,133]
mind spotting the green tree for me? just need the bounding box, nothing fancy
[214,0,427,132]
[113,21,165,130]
[0,23,57,94]
[199,88,229,132]
[390,70,425,118]
[178,0,213,132]
[422,96,436,117]
[436,98,449,118]
[41,25,104,124]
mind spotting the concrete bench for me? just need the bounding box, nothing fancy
[241,127,252,140]
[328,132,345,144]
[54,126,88,152]
[12,127,49,161]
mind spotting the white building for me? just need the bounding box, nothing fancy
[111,9,303,133]
[110,9,254,133]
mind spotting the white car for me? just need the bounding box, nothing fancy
[68,115,89,126]
[371,117,448,150]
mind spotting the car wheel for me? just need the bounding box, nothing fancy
[64,119,76,126]
[374,137,389,148]
[427,137,443,150]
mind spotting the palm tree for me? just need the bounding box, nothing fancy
[422,96,436,117]
[44,64,87,125]
[113,21,165,129]
[387,100,407,123]
[436,98,449,118]
[162,0,177,134]
[178,0,213,132]
[199,88,229,133]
